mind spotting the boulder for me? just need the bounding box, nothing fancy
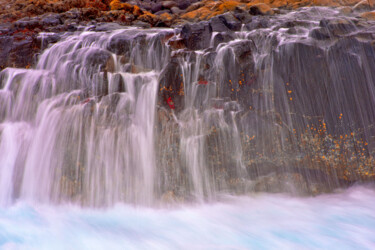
[249,3,274,16]
[212,32,235,48]
[210,15,232,32]
[155,10,172,15]
[132,20,152,28]
[171,7,184,15]
[319,18,356,36]
[107,31,146,55]
[83,48,115,73]
[178,0,192,10]
[13,17,41,29]
[245,16,270,30]
[180,22,212,50]
[162,1,177,9]
[309,27,331,40]
[232,7,252,23]
[41,13,62,26]
[217,12,242,31]
[151,3,163,13]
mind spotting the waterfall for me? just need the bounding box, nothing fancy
[1,7,375,207]
[0,28,172,206]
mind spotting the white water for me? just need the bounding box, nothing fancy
[1,186,374,249]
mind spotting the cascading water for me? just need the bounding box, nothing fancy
[0,28,173,206]
[1,7,375,207]
[1,5,375,249]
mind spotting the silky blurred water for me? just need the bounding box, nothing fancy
[0,185,374,250]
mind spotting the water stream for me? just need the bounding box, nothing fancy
[0,6,375,248]
[1,186,375,249]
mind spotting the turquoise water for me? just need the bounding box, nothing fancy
[0,186,375,250]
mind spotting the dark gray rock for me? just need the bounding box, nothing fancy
[151,3,163,13]
[13,17,41,29]
[171,6,184,15]
[319,18,356,36]
[92,22,126,32]
[210,16,232,32]
[61,9,83,21]
[181,22,212,50]
[177,0,191,10]
[107,31,144,55]
[0,23,13,35]
[0,36,13,69]
[154,9,172,15]
[162,1,176,9]
[83,48,115,72]
[132,20,152,28]
[309,27,331,40]
[9,35,36,68]
[218,12,242,31]
[36,33,61,50]
[245,16,269,30]
[41,13,62,27]
[212,32,235,48]
[232,7,252,23]
[109,73,125,94]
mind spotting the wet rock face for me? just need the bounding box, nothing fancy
[319,18,356,36]
[158,58,184,112]
[273,42,332,129]
[272,38,375,137]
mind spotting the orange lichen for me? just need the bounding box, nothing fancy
[361,11,375,20]
[137,11,157,24]
[182,0,245,20]
[218,0,241,12]
[109,0,133,12]
[85,0,108,11]
[160,12,172,21]
[132,5,143,16]
[109,0,122,10]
